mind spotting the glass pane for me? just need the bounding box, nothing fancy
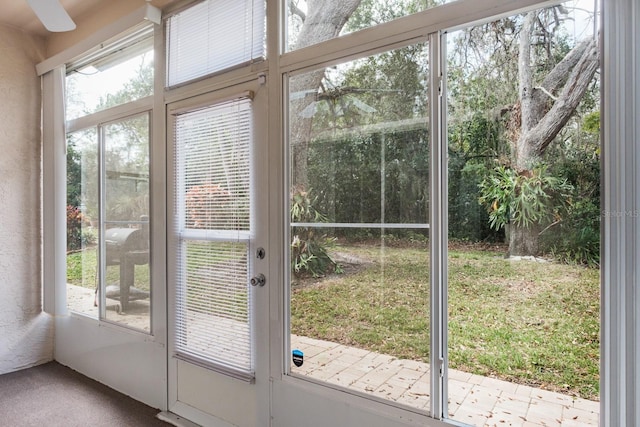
[446,2,600,425]
[286,0,454,52]
[177,100,252,232]
[288,43,430,412]
[65,34,154,120]
[66,128,99,318]
[173,98,254,374]
[166,0,266,86]
[176,241,251,372]
[102,114,151,330]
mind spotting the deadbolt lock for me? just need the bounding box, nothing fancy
[250,273,266,287]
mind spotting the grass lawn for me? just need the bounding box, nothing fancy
[290,242,600,400]
[67,247,150,290]
[67,242,246,319]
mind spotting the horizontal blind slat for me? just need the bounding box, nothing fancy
[173,97,254,374]
[166,0,266,86]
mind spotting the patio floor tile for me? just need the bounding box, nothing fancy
[571,397,600,413]
[525,400,563,426]
[561,405,599,425]
[66,286,600,427]
[290,334,599,426]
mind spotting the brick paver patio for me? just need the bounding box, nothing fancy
[67,286,599,426]
[290,335,599,426]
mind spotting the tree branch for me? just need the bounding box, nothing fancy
[289,1,306,22]
[537,38,592,100]
[534,85,558,101]
[293,0,362,50]
[289,0,362,188]
[522,38,599,156]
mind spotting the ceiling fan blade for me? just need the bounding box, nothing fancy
[27,0,76,32]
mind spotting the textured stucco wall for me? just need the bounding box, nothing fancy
[0,24,53,374]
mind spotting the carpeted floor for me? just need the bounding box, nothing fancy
[0,362,172,426]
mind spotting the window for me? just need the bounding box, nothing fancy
[166,0,266,87]
[66,26,154,120]
[284,1,601,424]
[172,97,255,376]
[287,44,432,411]
[65,27,154,332]
[286,0,455,52]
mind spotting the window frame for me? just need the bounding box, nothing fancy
[37,0,640,424]
[62,23,156,330]
[164,0,267,88]
[39,5,168,411]
[171,95,257,379]
[276,0,609,424]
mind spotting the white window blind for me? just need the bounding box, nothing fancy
[174,98,254,376]
[166,0,266,87]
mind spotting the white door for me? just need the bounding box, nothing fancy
[167,81,269,427]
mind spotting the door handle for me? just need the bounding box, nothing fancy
[250,273,266,287]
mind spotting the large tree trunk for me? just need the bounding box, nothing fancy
[289,0,362,189]
[508,223,541,256]
[509,10,599,256]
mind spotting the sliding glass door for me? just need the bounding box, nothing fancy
[285,41,433,414]
[280,2,600,425]
[445,2,600,425]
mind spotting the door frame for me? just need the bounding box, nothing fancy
[166,77,271,427]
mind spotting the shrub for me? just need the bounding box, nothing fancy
[185,182,232,229]
[67,205,88,251]
[291,186,341,279]
[545,199,600,267]
[543,141,600,266]
[449,161,501,242]
[478,164,573,231]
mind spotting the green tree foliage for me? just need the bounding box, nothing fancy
[294,2,600,263]
[94,59,153,111]
[448,114,504,241]
[66,205,95,251]
[66,61,152,224]
[103,114,150,223]
[345,0,439,33]
[299,43,430,241]
[66,143,82,207]
[308,129,429,240]
[541,111,600,265]
[446,5,599,259]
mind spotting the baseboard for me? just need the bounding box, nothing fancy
[157,411,201,427]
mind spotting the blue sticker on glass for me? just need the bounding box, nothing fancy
[292,349,304,367]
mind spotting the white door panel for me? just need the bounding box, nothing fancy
[167,80,269,426]
[54,315,166,409]
[177,361,258,426]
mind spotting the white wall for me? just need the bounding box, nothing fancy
[0,24,53,374]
